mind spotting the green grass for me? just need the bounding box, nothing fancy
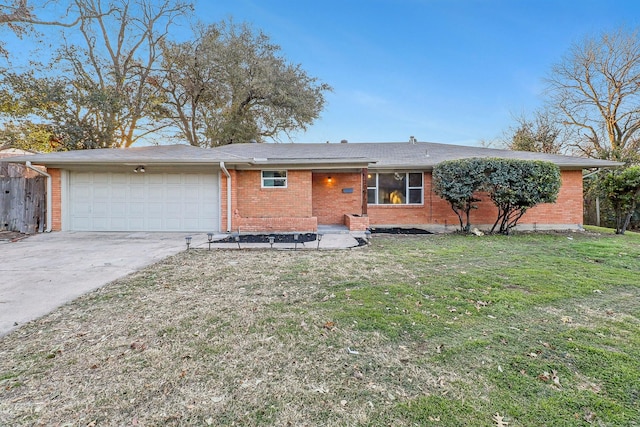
[1,229,639,426]
[318,231,640,426]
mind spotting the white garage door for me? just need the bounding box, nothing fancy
[68,171,219,232]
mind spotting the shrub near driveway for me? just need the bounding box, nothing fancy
[0,230,639,426]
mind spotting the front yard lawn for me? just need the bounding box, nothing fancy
[1,229,639,426]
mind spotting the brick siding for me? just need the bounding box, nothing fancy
[49,168,62,231]
[368,170,584,229]
[312,172,364,224]
[223,169,317,232]
[48,167,584,234]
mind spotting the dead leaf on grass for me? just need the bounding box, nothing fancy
[538,371,550,382]
[321,293,335,301]
[130,340,146,351]
[493,412,509,426]
[323,321,336,330]
[582,408,596,422]
[561,316,572,324]
[436,344,444,354]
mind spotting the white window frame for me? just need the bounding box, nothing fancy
[367,172,423,205]
[261,170,288,188]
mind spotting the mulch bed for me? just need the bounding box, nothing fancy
[370,227,433,235]
[216,232,317,244]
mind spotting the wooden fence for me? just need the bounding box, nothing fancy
[0,162,46,234]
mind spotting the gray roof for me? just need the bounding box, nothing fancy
[7,144,241,165]
[8,141,623,170]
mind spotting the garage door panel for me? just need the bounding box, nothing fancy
[111,174,127,184]
[166,187,184,199]
[112,187,127,200]
[69,171,219,231]
[110,217,128,229]
[93,202,109,215]
[111,202,126,215]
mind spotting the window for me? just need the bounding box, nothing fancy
[367,172,423,205]
[262,170,287,188]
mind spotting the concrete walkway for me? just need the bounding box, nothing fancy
[0,231,366,337]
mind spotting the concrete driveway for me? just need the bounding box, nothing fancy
[0,232,187,337]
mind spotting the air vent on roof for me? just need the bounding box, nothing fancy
[340,139,348,144]
[409,136,417,144]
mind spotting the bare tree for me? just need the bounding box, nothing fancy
[0,1,98,57]
[160,20,332,146]
[504,109,567,154]
[546,27,640,162]
[50,0,193,148]
[1,0,193,149]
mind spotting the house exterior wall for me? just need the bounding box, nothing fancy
[312,172,363,224]
[48,166,584,234]
[224,169,317,232]
[368,170,584,230]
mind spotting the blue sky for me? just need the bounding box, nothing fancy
[196,0,640,146]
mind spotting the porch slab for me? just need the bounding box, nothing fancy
[317,224,349,234]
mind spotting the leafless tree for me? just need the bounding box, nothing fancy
[546,27,640,162]
[0,1,95,57]
[503,109,567,154]
[54,0,193,148]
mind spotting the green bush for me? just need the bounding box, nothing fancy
[483,158,561,234]
[432,158,487,232]
[601,166,640,234]
[432,158,561,234]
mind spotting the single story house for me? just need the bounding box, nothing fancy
[9,141,621,233]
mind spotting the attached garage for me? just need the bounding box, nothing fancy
[67,171,219,232]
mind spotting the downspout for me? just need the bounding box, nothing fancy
[220,161,232,232]
[25,161,52,232]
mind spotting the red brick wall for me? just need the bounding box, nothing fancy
[368,170,584,229]
[220,169,584,233]
[235,216,318,233]
[49,168,62,231]
[235,170,312,217]
[222,169,316,231]
[312,172,363,224]
[345,213,369,231]
[519,169,584,225]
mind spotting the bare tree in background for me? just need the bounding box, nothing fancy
[56,0,193,148]
[504,109,567,154]
[546,27,640,162]
[1,0,193,149]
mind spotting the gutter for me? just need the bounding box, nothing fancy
[25,161,52,233]
[220,161,232,232]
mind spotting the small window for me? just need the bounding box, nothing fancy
[367,172,423,205]
[262,170,287,188]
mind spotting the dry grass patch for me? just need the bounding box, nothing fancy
[1,243,450,425]
[1,232,639,426]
